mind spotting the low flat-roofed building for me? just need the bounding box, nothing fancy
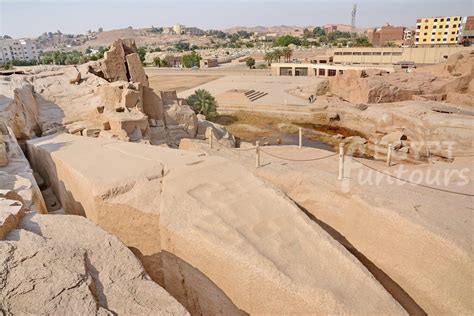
[329,46,471,64]
[200,58,218,68]
[271,62,394,77]
[308,55,333,64]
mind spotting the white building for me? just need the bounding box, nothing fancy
[0,39,40,64]
[403,29,413,41]
[173,23,184,35]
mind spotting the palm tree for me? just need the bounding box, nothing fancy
[264,52,274,65]
[273,49,283,62]
[187,89,217,119]
[281,47,293,62]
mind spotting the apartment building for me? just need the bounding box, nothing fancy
[367,24,405,47]
[0,39,40,64]
[459,16,474,45]
[415,16,465,45]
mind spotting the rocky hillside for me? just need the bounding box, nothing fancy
[329,51,474,106]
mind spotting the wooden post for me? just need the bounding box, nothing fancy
[338,143,344,180]
[209,131,213,149]
[298,127,303,149]
[255,141,260,168]
[386,144,393,167]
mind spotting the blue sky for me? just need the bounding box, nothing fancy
[1,0,472,38]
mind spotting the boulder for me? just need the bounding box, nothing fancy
[0,213,188,315]
[0,198,24,240]
[121,87,142,109]
[102,41,128,82]
[0,142,7,167]
[108,113,150,142]
[161,90,179,105]
[380,131,407,150]
[142,86,165,121]
[164,102,198,138]
[126,53,149,86]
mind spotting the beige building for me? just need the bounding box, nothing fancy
[330,46,471,64]
[200,58,218,68]
[271,63,393,77]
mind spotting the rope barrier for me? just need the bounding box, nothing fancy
[351,157,474,197]
[210,135,473,197]
[260,148,338,162]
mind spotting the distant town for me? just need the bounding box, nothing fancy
[0,14,473,70]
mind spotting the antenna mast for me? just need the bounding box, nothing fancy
[351,4,357,38]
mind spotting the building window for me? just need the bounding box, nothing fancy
[434,19,438,22]
[392,52,402,56]
[353,52,361,55]
[454,17,458,21]
[318,68,326,76]
[443,38,447,41]
[424,32,428,35]
[339,70,344,75]
[452,31,456,34]
[444,32,448,35]
[372,52,382,55]
[447,18,450,21]
[433,25,437,29]
[383,52,392,55]
[423,39,427,42]
[342,52,352,55]
[417,25,421,29]
[425,26,428,29]
[437,38,441,41]
[425,19,428,22]
[440,18,444,22]
[362,52,371,55]
[328,69,337,76]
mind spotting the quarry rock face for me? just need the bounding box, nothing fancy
[329,51,474,105]
[0,214,188,315]
[26,134,405,315]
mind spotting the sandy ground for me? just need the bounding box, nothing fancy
[178,75,325,106]
[146,72,222,92]
[181,141,474,315]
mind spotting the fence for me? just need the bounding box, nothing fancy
[209,129,473,197]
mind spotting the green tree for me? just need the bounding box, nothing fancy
[175,42,190,51]
[137,47,147,63]
[385,41,396,47]
[245,57,256,69]
[181,51,201,68]
[153,57,161,67]
[273,35,301,47]
[187,89,217,118]
[313,27,326,37]
[353,36,372,47]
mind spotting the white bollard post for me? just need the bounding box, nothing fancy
[338,143,344,180]
[386,144,393,167]
[255,141,260,168]
[298,127,303,149]
[209,131,213,149]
